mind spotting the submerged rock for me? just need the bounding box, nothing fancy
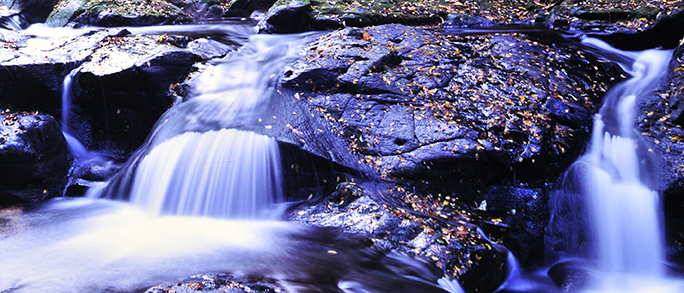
[547,259,589,292]
[0,109,70,204]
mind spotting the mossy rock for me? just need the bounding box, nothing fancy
[47,0,189,27]
[261,0,470,32]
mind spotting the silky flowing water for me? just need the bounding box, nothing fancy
[0,24,458,292]
[1,20,682,293]
[500,38,684,293]
[558,43,678,292]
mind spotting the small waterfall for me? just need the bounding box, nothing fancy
[580,47,670,277]
[129,129,283,219]
[60,66,103,162]
[61,67,78,134]
[98,32,321,219]
[548,40,676,292]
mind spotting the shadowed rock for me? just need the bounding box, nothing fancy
[0,109,70,204]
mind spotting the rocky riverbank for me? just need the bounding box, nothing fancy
[1,0,684,292]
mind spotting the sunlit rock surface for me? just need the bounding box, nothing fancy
[0,28,126,113]
[0,110,70,204]
[46,0,276,27]
[46,0,190,27]
[0,26,236,158]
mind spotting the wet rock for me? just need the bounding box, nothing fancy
[0,0,57,26]
[46,0,191,27]
[282,24,621,191]
[258,0,463,33]
[0,28,128,115]
[474,185,548,268]
[289,181,508,293]
[257,4,327,34]
[638,42,684,265]
[67,34,202,158]
[65,157,121,197]
[260,0,682,38]
[547,259,589,292]
[589,9,684,51]
[543,0,679,33]
[146,273,278,293]
[0,27,232,159]
[0,109,70,204]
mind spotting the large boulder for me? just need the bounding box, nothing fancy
[66,33,204,158]
[45,0,191,27]
[46,0,278,27]
[0,109,70,204]
[282,24,621,190]
[0,28,125,115]
[277,23,623,271]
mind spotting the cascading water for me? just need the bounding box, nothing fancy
[579,48,669,291]
[128,128,283,218]
[544,39,682,292]
[0,25,453,293]
[96,31,320,219]
[497,38,684,293]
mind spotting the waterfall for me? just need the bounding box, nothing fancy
[546,39,679,292]
[580,46,670,276]
[60,66,104,163]
[128,128,283,219]
[97,32,321,219]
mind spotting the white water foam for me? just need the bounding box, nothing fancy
[129,128,283,219]
[569,45,683,292]
[0,198,446,293]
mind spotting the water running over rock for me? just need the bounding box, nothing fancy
[129,129,283,218]
[98,32,321,219]
[542,39,683,292]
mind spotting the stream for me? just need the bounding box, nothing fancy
[1,17,683,293]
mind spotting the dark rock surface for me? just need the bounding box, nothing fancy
[273,23,625,287]
[0,27,235,159]
[638,43,684,265]
[0,109,70,204]
[547,259,589,293]
[282,24,621,190]
[288,181,507,293]
[259,0,683,36]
